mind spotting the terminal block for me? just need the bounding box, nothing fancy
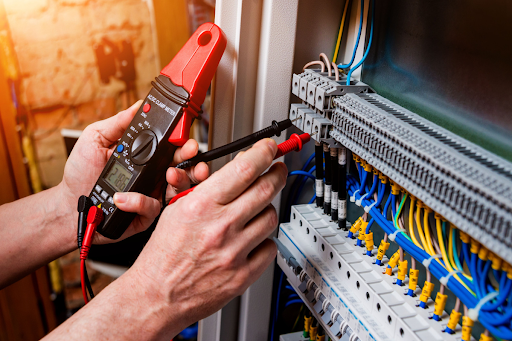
[329,93,512,264]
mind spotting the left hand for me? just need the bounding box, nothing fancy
[59,100,209,244]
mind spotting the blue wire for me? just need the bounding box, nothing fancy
[346,0,375,85]
[288,170,315,180]
[285,285,295,292]
[359,170,368,192]
[366,218,374,234]
[376,182,386,206]
[338,0,364,69]
[270,272,283,341]
[383,193,392,220]
[287,294,299,300]
[367,174,378,197]
[284,299,304,309]
[293,166,316,205]
[346,175,512,338]
[308,194,316,204]
[302,153,315,171]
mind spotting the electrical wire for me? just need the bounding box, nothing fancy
[408,196,423,249]
[346,176,512,339]
[319,53,332,76]
[303,61,325,72]
[346,0,375,85]
[333,0,351,63]
[338,0,364,70]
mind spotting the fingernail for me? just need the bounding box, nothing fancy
[267,139,277,155]
[114,193,127,204]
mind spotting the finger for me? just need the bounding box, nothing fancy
[197,139,278,205]
[166,168,191,195]
[172,139,199,165]
[113,192,161,228]
[245,239,277,283]
[92,100,143,144]
[164,162,209,202]
[238,205,278,256]
[227,162,287,226]
[234,151,245,159]
[185,161,209,184]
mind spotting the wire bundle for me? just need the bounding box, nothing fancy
[347,155,512,340]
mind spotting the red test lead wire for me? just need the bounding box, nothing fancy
[168,133,312,205]
[80,206,103,304]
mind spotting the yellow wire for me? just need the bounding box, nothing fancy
[423,209,437,256]
[333,0,351,63]
[436,217,475,295]
[415,204,429,253]
[448,224,456,269]
[408,197,423,249]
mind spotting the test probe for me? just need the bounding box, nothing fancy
[168,132,313,205]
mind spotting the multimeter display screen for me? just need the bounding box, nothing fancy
[104,161,133,192]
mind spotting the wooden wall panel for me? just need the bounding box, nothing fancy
[152,0,190,68]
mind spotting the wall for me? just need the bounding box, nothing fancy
[3,0,159,110]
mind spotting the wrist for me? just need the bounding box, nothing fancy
[110,266,188,339]
[52,182,79,250]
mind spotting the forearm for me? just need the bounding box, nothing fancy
[0,183,76,288]
[42,268,183,341]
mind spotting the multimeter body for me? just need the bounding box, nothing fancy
[89,23,227,239]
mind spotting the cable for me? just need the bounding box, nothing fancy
[346,177,512,339]
[270,271,284,341]
[303,61,325,72]
[333,0,351,63]
[80,206,103,304]
[338,146,347,229]
[315,142,324,208]
[346,0,375,85]
[285,299,304,308]
[331,148,339,221]
[176,118,293,169]
[323,144,332,214]
[288,171,315,181]
[338,0,364,69]
[319,53,332,76]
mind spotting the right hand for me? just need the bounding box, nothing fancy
[127,138,287,337]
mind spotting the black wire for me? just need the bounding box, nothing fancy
[176,118,292,169]
[83,264,95,299]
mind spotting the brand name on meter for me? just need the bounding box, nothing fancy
[147,94,176,116]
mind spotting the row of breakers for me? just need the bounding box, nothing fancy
[277,204,474,341]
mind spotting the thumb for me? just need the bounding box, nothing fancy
[113,192,161,223]
[94,100,143,144]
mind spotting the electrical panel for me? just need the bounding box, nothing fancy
[275,67,512,341]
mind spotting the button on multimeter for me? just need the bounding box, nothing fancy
[117,145,124,153]
[131,130,158,165]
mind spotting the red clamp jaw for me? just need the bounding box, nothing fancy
[160,23,227,146]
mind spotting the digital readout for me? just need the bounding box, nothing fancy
[104,161,133,192]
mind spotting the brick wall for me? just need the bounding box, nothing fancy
[4,0,159,109]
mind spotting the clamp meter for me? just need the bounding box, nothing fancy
[88,23,226,239]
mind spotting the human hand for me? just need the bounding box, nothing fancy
[125,138,287,337]
[59,100,209,244]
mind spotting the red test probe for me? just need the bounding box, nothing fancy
[80,206,104,304]
[168,133,311,205]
